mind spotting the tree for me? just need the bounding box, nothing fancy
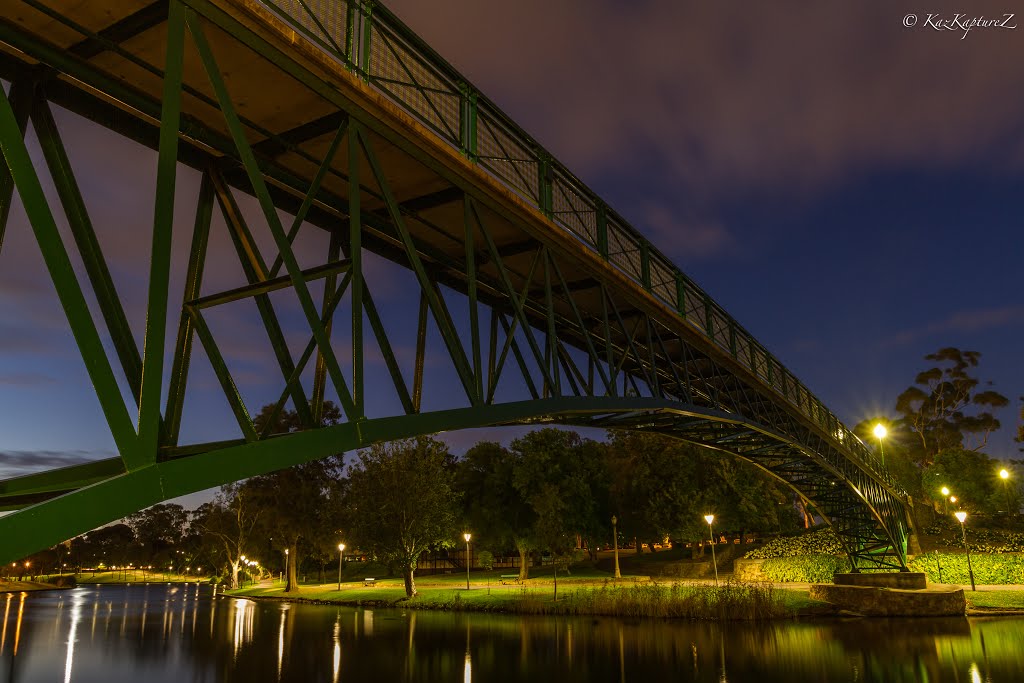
[193,483,261,589]
[457,442,537,580]
[509,429,609,571]
[605,432,796,551]
[344,436,459,597]
[851,417,923,497]
[126,503,189,570]
[1016,396,1024,452]
[246,402,344,593]
[605,432,705,551]
[922,448,1001,513]
[894,348,1009,465]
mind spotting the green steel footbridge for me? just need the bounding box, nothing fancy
[0,0,912,569]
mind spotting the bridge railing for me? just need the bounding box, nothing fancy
[247,0,904,496]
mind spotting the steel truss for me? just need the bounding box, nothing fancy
[0,0,910,569]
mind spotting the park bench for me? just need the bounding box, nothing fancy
[363,578,376,586]
[500,574,521,585]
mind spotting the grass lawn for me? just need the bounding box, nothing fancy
[965,590,1024,610]
[226,569,802,620]
[58,571,204,584]
[0,580,61,593]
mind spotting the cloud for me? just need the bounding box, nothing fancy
[385,0,1024,197]
[886,305,1024,346]
[0,373,56,386]
[640,203,734,260]
[0,449,109,479]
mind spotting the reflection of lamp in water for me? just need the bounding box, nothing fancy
[464,651,472,683]
[954,511,976,591]
[704,515,719,587]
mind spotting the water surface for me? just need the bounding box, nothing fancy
[1,584,1022,682]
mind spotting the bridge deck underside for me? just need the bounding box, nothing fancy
[0,0,909,569]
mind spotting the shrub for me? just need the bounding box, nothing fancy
[909,552,1024,585]
[760,554,851,583]
[744,529,844,560]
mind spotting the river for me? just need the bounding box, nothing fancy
[1,584,1022,682]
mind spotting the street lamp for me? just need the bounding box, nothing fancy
[704,514,719,587]
[941,486,950,515]
[1000,469,1012,514]
[872,423,887,466]
[954,511,976,591]
[949,496,958,506]
[284,548,289,585]
[611,515,621,580]
[463,533,472,590]
[337,543,345,591]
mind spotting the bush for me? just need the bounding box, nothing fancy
[909,552,1024,585]
[760,554,851,583]
[744,529,844,560]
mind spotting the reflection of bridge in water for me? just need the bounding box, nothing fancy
[0,0,909,567]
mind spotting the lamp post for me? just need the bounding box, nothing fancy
[940,486,950,515]
[611,515,621,580]
[872,423,887,466]
[463,533,472,590]
[954,511,976,591]
[949,496,957,506]
[999,469,1012,514]
[337,543,345,591]
[704,514,719,587]
[284,548,289,586]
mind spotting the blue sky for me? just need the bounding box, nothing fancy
[1,0,1021,509]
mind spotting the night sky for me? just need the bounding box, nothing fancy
[1,0,1021,505]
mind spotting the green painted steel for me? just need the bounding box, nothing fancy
[0,0,912,571]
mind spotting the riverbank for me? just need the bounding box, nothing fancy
[224,573,1024,619]
[226,575,829,620]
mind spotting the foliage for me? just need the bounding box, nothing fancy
[457,441,536,578]
[246,402,344,592]
[477,550,494,571]
[604,431,798,548]
[192,483,261,589]
[909,552,1024,585]
[852,417,923,497]
[509,429,609,575]
[760,554,851,583]
[922,448,1001,513]
[343,436,460,597]
[894,348,1008,464]
[743,528,844,559]
[1016,396,1024,452]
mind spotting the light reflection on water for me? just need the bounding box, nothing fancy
[0,585,1022,682]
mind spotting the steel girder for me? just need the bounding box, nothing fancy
[0,0,910,569]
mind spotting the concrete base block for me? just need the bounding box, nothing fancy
[809,584,965,617]
[834,572,927,590]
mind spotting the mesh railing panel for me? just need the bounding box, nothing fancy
[649,255,676,309]
[366,22,460,144]
[551,170,598,246]
[607,218,642,283]
[476,103,540,204]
